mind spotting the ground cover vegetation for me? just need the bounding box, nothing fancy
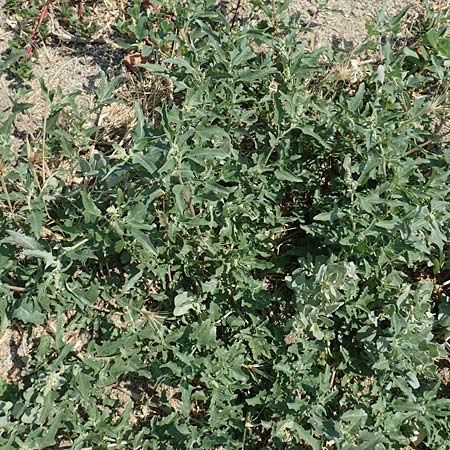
[0,0,450,448]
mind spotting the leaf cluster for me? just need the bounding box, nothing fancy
[1,1,450,449]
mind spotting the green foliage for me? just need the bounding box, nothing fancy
[1,1,450,449]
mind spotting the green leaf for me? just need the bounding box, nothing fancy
[341,408,368,423]
[174,292,194,316]
[425,29,439,48]
[302,126,331,149]
[134,102,146,140]
[129,227,158,257]
[28,209,44,239]
[238,67,277,82]
[313,211,332,221]
[375,65,385,84]
[35,412,62,448]
[13,304,44,325]
[4,230,42,250]
[12,102,33,114]
[164,57,196,72]
[195,126,228,140]
[23,249,57,267]
[341,408,368,433]
[274,169,304,182]
[195,320,217,346]
[403,47,420,60]
[406,371,420,389]
[172,184,187,212]
[348,82,365,112]
[81,191,101,217]
[295,425,321,450]
[121,270,143,295]
[133,152,157,176]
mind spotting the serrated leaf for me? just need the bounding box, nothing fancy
[5,230,42,250]
[23,249,57,267]
[13,304,44,325]
[121,270,143,295]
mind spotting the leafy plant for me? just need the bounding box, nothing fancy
[0,1,449,449]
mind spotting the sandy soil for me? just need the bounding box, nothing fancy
[0,0,125,148]
[291,0,424,48]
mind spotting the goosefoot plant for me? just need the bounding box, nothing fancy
[0,1,449,449]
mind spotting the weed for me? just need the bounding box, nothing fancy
[0,1,449,449]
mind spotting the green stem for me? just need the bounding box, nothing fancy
[0,174,13,214]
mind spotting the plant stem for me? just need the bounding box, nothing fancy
[42,113,47,184]
[177,156,201,237]
[26,1,51,56]
[78,0,84,24]
[272,0,278,29]
[0,175,13,214]
[26,137,42,191]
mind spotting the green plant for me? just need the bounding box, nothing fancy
[0,1,449,449]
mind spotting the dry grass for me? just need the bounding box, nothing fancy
[96,70,173,148]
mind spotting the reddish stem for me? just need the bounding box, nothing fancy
[142,1,161,12]
[78,0,84,24]
[26,1,50,55]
